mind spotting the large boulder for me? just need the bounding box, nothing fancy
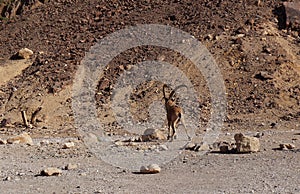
[141,128,166,142]
[234,133,260,153]
[7,132,33,145]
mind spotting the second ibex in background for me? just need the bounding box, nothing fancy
[163,84,191,141]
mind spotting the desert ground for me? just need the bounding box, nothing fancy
[0,0,299,193]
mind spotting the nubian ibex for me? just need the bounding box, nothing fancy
[163,84,191,141]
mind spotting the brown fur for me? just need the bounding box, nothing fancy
[163,84,191,141]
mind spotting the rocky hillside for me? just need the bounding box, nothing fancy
[0,0,299,137]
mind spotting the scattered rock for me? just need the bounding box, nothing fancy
[254,71,273,81]
[0,118,11,127]
[65,163,78,170]
[3,176,12,181]
[184,142,196,150]
[125,64,133,70]
[196,142,210,151]
[262,46,272,54]
[204,34,214,41]
[158,144,168,151]
[41,167,62,176]
[62,142,75,149]
[0,138,7,145]
[234,133,260,153]
[7,132,33,145]
[114,140,125,146]
[140,164,161,174]
[141,128,166,142]
[184,142,210,152]
[12,48,34,59]
[279,143,295,150]
[218,141,236,154]
[254,132,264,138]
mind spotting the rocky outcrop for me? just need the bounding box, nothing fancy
[234,133,260,153]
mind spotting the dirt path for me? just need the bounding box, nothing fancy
[0,130,299,193]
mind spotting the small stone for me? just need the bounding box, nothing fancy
[0,118,11,127]
[40,140,50,146]
[205,34,214,41]
[263,47,272,54]
[114,140,125,146]
[279,143,295,150]
[7,132,33,145]
[254,132,264,138]
[63,142,75,149]
[236,34,245,38]
[0,138,7,145]
[184,142,196,150]
[65,163,78,170]
[41,167,62,176]
[3,176,12,181]
[234,133,260,153]
[140,164,161,174]
[158,144,168,151]
[195,143,210,151]
[119,65,125,71]
[254,71,273,81]
[16,48,34,59]
[220,145,230,153]
[125,65,133,71]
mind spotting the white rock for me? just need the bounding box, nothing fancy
[17,48,33,59]
[65,163,78,170]
[0,138,7,145]
[41,167,62,176]
[114,140,124,146]
[196,143,210,151]
[7,132,33,145]
[234,133,260,153]
[140,164,161,174]
[63,142,75,149]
